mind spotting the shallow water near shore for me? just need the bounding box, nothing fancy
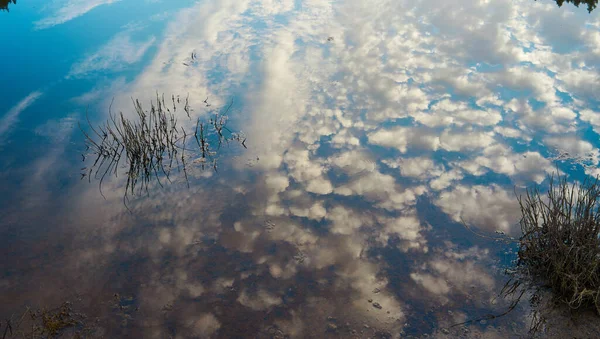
[1,0,600,337]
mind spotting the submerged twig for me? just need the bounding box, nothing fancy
[448,278,527,330]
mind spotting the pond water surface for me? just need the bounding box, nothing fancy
[1,0,600,338]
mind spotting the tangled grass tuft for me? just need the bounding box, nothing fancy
[518,173,600,313]
[80,94,246,206]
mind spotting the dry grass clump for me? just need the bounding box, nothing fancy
[518,173,600,313]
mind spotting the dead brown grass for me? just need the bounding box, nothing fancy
[518,173,600,313]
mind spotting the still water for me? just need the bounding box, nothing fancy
[1,0,599,337]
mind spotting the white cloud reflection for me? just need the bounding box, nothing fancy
[69,30,156,77]
[0,91,43,140]
[35,0,122,30]
[73,0,599,333]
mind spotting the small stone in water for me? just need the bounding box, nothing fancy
[479,319,487,325]
[441,328,450,335]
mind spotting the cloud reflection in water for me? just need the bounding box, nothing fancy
[1,0,600,337]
